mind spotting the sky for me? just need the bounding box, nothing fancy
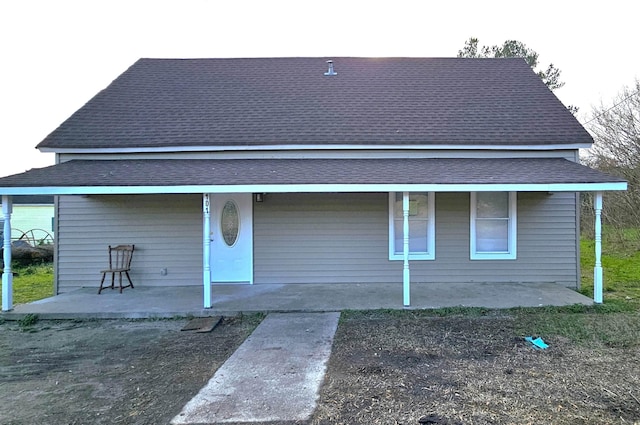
[1,0,638,178]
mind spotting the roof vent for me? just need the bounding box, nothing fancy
[324,60,337,76]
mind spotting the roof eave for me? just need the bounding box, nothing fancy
[1,181,627,196]
[38,143,593,154]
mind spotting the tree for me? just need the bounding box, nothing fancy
[582,79,640,230]
[457,37,564,91]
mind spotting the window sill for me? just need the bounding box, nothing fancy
[389,254,435,261]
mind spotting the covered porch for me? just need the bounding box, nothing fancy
[0,157,628,313]
[1,281,594,320]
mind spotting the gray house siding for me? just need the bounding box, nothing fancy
[432,192,577,285]
[253,191,579,287]
[56,194,202,293]
[253,193,399,284]
[55,190,579,293]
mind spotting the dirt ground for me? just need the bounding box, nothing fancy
[312,313,640,425]
[1,313,639,425]
[0,315,261,425]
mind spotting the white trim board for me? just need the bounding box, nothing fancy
[41,143,592,154]
[0,181,628,196]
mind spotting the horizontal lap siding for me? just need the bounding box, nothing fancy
[254,192,578,286]
[411,192,578,286]
[57,194,202,292]
[254,193,401,283]
[56,191,578,290]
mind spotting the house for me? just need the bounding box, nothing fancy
[0,57,627,312]
[0,195,54,243]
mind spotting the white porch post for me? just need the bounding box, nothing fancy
[2,195,13,311]
[593,191,603,304]
[203,194,212,308]
[403,191,410,306]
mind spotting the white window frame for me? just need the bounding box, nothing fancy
[470,191,517,260]
[388,192,435,261]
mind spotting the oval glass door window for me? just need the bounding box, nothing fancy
[221,200,240,247]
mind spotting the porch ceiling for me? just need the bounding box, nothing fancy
[0,157,627,195]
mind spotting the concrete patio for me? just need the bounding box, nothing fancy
[2,281,594,320]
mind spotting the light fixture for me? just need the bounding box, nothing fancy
[255,193,264,202]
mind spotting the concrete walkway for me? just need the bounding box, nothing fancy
[2,282,594,320]
[171,312,340,424]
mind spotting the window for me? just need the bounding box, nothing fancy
[388,192,435,260]
[220,200,240,247]
[470,192,517,260]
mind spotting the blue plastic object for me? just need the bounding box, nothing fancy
[525,336,549,350]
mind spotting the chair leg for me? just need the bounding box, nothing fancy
[110,272,115,289]
[98,273,107,294]
[118,272,124,293]
[125,271,134,289]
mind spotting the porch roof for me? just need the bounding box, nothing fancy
[0,157,627,195]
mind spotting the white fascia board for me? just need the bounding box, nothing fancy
[40,143,592,154]
[0,181,627,196]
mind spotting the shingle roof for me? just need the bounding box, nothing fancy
[36,57,592,150]
[0,158,624,191]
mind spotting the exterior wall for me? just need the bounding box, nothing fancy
[429,191,578,286]
[254,193,400,283]
[254,192,579,287]
[55,190,579,292]
[0,204,54,241]
[56,194,202,293]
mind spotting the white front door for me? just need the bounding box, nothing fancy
[210,193,253,284]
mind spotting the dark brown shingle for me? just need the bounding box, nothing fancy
[0,158,624,189]
[36,57,592,150]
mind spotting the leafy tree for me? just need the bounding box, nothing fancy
[457,37,564,91]
[582,79,640,230]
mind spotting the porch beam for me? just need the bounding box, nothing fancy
[2,195,13,311]
[203,194,212,308]
[0,182,627,196]
[403,192,410,306]
[593,191,603,304]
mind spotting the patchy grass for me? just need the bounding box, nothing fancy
[580,228,640,309]
[513,306,640,348]
[345,305,640,349]
[0,262,54,306]
[315,310,640,425]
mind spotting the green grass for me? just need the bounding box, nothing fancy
[580,227,640,309]
[0,262,54,306]
[510,227,640,348]
[512,305,640,348]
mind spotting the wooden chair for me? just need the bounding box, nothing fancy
[98,244,135,294]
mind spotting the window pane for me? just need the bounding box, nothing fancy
[394,192,403,218]
[410,220,428,252]
[395,193,429,218]
[394,219,403,253]
[410,193,428,218]
[476,219,508,252]
[477,192,508,218]
[221,200,240,246]
[391,192,432,258]
[394,219,428,253]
